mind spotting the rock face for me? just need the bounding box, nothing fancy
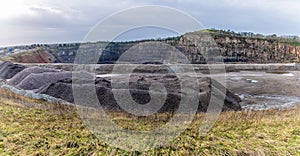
[37,74,241,113]
[173,32,300,64]
[213,35,300,63]
[22,30,300,64]
[3,30,300,64]
[0,61,26,79]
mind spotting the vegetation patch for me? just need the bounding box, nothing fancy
[0,89,299,155]
[1,48,57,63]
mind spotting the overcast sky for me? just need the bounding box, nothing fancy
[0,0,300,47]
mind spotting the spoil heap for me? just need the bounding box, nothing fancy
[15,72,72,90]
[0,61,241,112]
[37,74,241,112]
[0,61,26,80]
[8,67,60,86]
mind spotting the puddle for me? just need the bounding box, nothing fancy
[230,77,243,81]
[240,94,300,111]
[96,74,121,78]
[246,79,258,83]
[266,71,290,74]
[281,73,294,77]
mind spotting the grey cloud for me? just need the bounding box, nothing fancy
[0,0,300,46]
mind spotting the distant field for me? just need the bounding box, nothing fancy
[0,88,299,155]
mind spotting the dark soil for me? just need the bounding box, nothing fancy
[0,61,26,79]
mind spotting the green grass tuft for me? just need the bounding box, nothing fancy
[0,89,299,155]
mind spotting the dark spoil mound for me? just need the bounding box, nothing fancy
[37,74,241,113]
[15,70,94,91]
[16,71,73,90]
[8,67,60,86]
[0,61,26,80]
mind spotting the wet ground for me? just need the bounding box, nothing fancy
[96,71,300,111]
[224,71,300,110]
[95,70,300,111]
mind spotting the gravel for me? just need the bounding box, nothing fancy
[0,81,71,104]
[8,67,60,86]
[16,71,73,90]
[0,61,26,79]
[37,75,242,112]
[15,70,94,91]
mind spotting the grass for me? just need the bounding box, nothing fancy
[0,47,53,63]
[0,88,299,155]
[0,50,30,62]
[278,41,300,47]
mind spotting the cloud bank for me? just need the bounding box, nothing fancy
[0,0,299,46]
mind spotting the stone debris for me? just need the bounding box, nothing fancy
[8,67,60,86]
[0,61,26,80]
[16,72,73,90]
[0,61,241,112]
[37,75,242,113]
[0,82,70,104]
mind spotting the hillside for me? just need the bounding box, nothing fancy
[208,29,300,63]
[0,61,299,155]
[1,48,61,63]
[49,30,300,64]
[2,29,300,64]
[0,88,299,155]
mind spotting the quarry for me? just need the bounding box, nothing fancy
[1,29,300,155]
[0,61,300,112]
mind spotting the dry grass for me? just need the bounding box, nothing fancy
[0,88,299,155]
[0,48,55,63]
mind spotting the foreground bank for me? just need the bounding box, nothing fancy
[0,88,299,155]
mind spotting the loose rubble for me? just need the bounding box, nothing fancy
[0,61,242,112]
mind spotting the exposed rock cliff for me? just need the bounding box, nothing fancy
[3,30,300,64]
[50,30,300,64]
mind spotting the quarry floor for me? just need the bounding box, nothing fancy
[0,88,299,155]
[0,63,300,155]
[224,71,300,110]
[2,61,300,111]
[95,70,300,111]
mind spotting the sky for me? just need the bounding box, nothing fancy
[0,0,300,47]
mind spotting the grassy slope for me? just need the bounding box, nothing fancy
[198,29,300,47]
[0,88,299,156]
[0,48,55,63]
